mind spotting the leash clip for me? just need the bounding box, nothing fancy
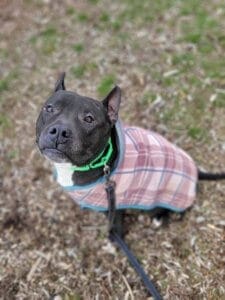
[103,164,110,181]
[104,164,115,187]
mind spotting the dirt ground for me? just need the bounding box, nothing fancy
[0,1,225,299]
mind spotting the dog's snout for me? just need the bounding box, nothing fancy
[47,124,72,143]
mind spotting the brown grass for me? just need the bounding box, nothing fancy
[0,1,225,299]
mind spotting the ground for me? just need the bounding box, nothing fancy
[0,0,225,299]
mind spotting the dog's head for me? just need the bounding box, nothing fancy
[36,73,121,165]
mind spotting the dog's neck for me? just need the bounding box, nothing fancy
[54,128,118,186]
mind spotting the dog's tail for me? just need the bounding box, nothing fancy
[198,170,225,180]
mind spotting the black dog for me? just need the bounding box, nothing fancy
[36,73,225,235]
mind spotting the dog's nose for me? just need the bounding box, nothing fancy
[47,124,72,143]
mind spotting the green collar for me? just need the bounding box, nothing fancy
[70,138,113,172]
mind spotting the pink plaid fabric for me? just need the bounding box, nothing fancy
[58,123,198,212]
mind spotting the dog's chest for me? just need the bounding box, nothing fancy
[54,125,198,212]
[54,163,74,186]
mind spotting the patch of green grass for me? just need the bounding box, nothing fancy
[71,62,97,79]
[178,1,220,56]
[87,0,99,3]
[7,150,19,160]
[162,76,177,87]
[0,78,10,93]
[187,75,202,87]
[183,32,201,44]
[179,0,201,15]
[29,35,37,44]
[193,96,206,112]
[212,94,225,108]
[30,26,58,54]
[0,114,12,133]
[172,53,195,71]
[187,126,205,140]
[40,27,57,38]
[161,98,181,123]
[72,43,84,54]
[42,42,57,55]
[86,62,98,71]
[181,33,215,54]
[71,64,86,78]
[141,92,156,105]
[180,4,217,31]
[218,35,225,49]
[40,27,58,54]
[0,71,18,94]
[95,12,123,31]
[111,20,122,31]
[118,31,130,41]
[179,4,220,56]
[160,95,207,140]
[97,75,116,97]
[99,12,110,23]
[117,0,177,26]
[201,59,225,79]
[0,48,8,58]
[77,13,89,22]
[66,6,76,15]
[172,54,186,66]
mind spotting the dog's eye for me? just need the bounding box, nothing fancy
[44,104,54,113]
[84,115,94,123]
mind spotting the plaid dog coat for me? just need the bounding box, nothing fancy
[55,121,198,212]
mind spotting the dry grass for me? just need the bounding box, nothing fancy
[0,1,225,299]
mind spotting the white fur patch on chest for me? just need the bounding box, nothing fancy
[54,163,74,186]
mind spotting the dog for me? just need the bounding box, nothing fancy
[36,72,225,234]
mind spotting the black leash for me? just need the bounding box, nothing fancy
[104,165,163,300]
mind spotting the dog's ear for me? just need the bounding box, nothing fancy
[54,72,66,92]
[102,86,121,125]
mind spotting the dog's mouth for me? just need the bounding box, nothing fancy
[42,148,71,163]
